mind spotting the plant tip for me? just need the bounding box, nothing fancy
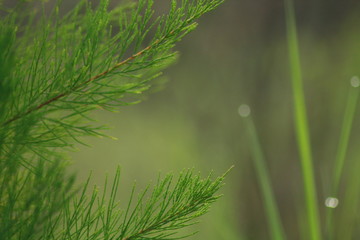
[110,136,119,140]
[221,165,235,178]
[238,104,251,117]
[350,76,360,88]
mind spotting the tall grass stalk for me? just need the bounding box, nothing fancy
[326,77,360,239]
[284,0,322,239]
[239,105,286,240]
[337,155,360,240]
[333,78,359,192]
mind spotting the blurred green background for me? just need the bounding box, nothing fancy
[63,0,360,239]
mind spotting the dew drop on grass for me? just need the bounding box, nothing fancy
[350,76,360,88]
[325,197,339,208]
[238,104,251,117]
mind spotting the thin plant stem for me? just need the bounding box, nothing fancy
[1,33,169,127]
[239,105,286,240]
[336,154,360,240]
[284,0,322,239]
[333,78,359,192]
[325,77,360,239]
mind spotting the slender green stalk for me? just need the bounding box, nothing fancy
[239,105,286,240]
[284,1,322,240]
[325,77,360,239]
[337,153,360,240]
[333,77,359,192]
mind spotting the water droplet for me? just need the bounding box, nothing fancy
[238,104,251,117]
[325,197,339,208]
[350,76,360,88]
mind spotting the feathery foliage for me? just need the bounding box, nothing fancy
[43,168,228,240]
[0,0,226,239]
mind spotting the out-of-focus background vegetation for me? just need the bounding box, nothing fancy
[62,0,360,239]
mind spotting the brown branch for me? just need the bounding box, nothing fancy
[2,14,190,127]
[1,42,156,127]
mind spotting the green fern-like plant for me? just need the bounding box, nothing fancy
[0,0,227,239]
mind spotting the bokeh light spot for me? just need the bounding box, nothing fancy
[325,197,339,208]
[238,104,251,117]
[350,76,360,88]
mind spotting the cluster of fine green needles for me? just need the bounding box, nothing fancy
[0,0,228,239]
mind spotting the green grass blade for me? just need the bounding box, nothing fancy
[333,77,359,192]
[239,105,286,240]
[284,1,322,240]
[336,155,360,240]
[325,77,360,239]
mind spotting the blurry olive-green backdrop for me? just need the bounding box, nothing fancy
[62,0,360,239]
